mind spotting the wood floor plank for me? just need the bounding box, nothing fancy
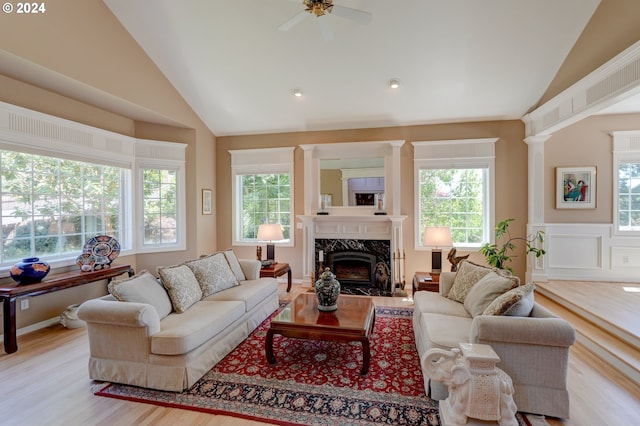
[0,281,638,425]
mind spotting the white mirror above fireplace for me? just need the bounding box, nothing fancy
[300,140,404,216]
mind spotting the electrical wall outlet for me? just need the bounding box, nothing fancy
[20,299,29,310]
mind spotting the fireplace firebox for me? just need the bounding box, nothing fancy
[315,238,392,295]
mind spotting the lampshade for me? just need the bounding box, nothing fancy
[423,226,453,248]
[423,226,452,274]
[257,224,284,242]
[257,223,284,262]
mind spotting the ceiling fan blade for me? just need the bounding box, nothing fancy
[278,10,309,31]
[318,17,334,41]
[330,5,372,25]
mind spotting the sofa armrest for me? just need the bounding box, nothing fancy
[471,314,576,347]
[439,272,456,296]
[78,298,161,335]
[239,259,261,280]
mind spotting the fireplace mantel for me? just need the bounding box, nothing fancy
[297,140,406,282]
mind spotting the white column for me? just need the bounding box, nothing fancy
[524,135,550,281]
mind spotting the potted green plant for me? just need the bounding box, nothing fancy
[479,218,545,271]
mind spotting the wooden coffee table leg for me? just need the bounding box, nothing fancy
[360,337,370,375]
[265,328,276,364]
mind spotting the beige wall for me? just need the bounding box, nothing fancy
[320,169,343,206]
[545,112,640,222]
[0,1,216,330]
[217,120,529,282]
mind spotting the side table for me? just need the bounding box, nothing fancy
[260,262,292,292]
[413,271,439,294]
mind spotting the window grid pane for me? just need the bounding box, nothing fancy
[419,168,485,245]
[0,150,123,264]
[618,162,640,231]
[143,169,178,244]
[240,173,291,241]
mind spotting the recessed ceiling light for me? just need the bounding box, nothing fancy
[389,79,399,89]
[293,88,303,97]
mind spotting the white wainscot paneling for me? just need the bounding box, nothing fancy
[534,223,640,282]
[548,234,602,269]
[611,246,640,270]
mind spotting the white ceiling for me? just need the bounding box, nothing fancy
[102,0,603,136]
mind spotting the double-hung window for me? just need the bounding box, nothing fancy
[230,147,294,246]
[413,139,496,249]
[0,102,186,269]
[613,131,640,234]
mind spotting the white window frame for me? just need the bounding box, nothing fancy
[230,147,295,247]
[413,139,497,251]
[612,131,640,236]
[0,101,187,272]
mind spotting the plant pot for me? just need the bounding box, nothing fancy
[10,257,51,285]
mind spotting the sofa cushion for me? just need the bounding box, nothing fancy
[204,278,278,312]
[186,253,239,297]
[483,281,536,316]
[413,290,470,318]
[463,271,521,317]
[158,264,203,313]
[107,270,172,319]
[446,261,496,303]
[223,249,246,281]
[421,313,473,350]
[151,300,245,355]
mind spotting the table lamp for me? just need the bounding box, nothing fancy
[423,226,453,273]
[257,223,284,261]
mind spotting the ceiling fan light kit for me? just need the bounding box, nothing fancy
[293,88,303,97]
[305,0,333,17]
[390,79,400,89]
[279,0,372,42]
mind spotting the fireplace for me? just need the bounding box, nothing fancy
[328,251,376,287]
[315,238,391,295]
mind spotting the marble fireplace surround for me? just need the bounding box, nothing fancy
[299,215,406,291]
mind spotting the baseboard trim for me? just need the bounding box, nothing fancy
[0,316,61,342]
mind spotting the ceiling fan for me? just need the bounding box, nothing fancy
[278,0,372,41]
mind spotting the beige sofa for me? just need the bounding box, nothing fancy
[413,262,576,419]
[78,251,279,392]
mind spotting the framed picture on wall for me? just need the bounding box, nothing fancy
[202,189,212,215]
[556,166,596,209]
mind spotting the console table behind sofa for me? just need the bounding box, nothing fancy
[0,264,134,353]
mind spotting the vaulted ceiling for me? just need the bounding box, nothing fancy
[103,0,606,136]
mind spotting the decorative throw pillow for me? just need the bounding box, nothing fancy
[483,282,536,316]
[108,270,173,318]
[446,261,497,303]
[463,271,521,317]
[186,252,240,297]
[158,264,202,313]
[223,249,246,282]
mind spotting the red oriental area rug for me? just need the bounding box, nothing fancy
[96,305,534,426]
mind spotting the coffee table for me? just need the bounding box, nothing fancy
[265,292,376,375]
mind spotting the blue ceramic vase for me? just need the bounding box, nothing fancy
[315,267,340,312]
[10,257,51,285]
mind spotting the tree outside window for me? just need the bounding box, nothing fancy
[418,168,486,246]
[142,168,177,244]
[0,150,123,264]
[618,162,640,231]
[239,173,291,241]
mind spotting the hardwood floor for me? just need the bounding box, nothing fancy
[0,282,638,425]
